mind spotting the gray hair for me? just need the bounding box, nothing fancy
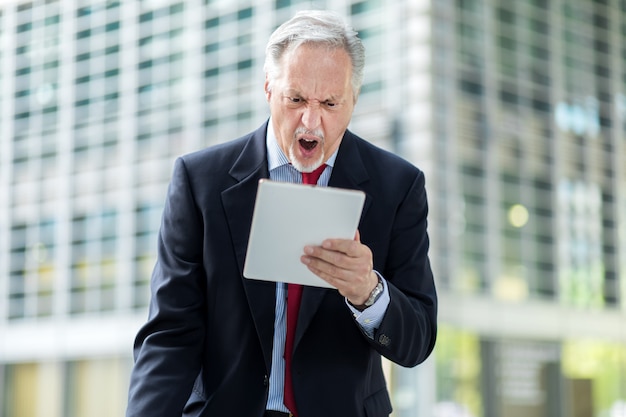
[264,10,365,101]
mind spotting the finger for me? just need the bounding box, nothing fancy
[302,247,371,285]
[321,238,363,258]
[301,254,350,283]
[302,246,353,273]
[303,257,374,301]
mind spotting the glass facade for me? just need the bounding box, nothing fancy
[0,0,625,416]
[436,0,619,303]
[424,0,626,416]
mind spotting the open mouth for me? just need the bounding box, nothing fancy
[299,138,318,151]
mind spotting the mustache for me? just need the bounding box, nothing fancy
[294,127,324,141]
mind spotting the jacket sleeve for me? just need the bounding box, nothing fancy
[126,157,206,417]
[368,169,437,367]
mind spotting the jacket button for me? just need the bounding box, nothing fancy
[378,334,391,346]
[263,375,269,386]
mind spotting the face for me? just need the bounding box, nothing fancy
[265,43,356,173]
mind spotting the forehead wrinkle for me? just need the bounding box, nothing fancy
[276,44,353,104]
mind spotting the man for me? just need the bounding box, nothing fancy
[126,10,437,417]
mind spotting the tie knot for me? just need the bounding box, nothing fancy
[301,164,327,185]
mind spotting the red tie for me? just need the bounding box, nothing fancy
[284,163,327,416]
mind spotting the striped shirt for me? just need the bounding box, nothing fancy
[264,120,390,413]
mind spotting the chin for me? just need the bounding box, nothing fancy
[289,149,324,173]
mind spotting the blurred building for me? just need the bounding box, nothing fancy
[0,0,625,416]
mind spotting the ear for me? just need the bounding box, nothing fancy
[264,76,271,102]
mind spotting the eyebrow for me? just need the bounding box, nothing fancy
[285,89,342,102]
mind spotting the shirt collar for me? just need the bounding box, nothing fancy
[266,118,338,171]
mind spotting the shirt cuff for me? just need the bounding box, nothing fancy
[345,272,390,339]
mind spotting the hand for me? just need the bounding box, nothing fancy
[301,230,378,305]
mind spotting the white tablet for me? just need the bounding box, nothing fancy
[243,179,366,288]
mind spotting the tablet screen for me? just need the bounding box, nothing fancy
[243,179,366,288]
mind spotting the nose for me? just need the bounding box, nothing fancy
[301,103,321,130]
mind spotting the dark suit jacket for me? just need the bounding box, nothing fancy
[126,122,437,417]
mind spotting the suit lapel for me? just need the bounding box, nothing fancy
[222,129,268,274]
[221,123,276,370]
[328,130,373,219]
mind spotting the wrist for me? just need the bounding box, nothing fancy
[350,274,383,311]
